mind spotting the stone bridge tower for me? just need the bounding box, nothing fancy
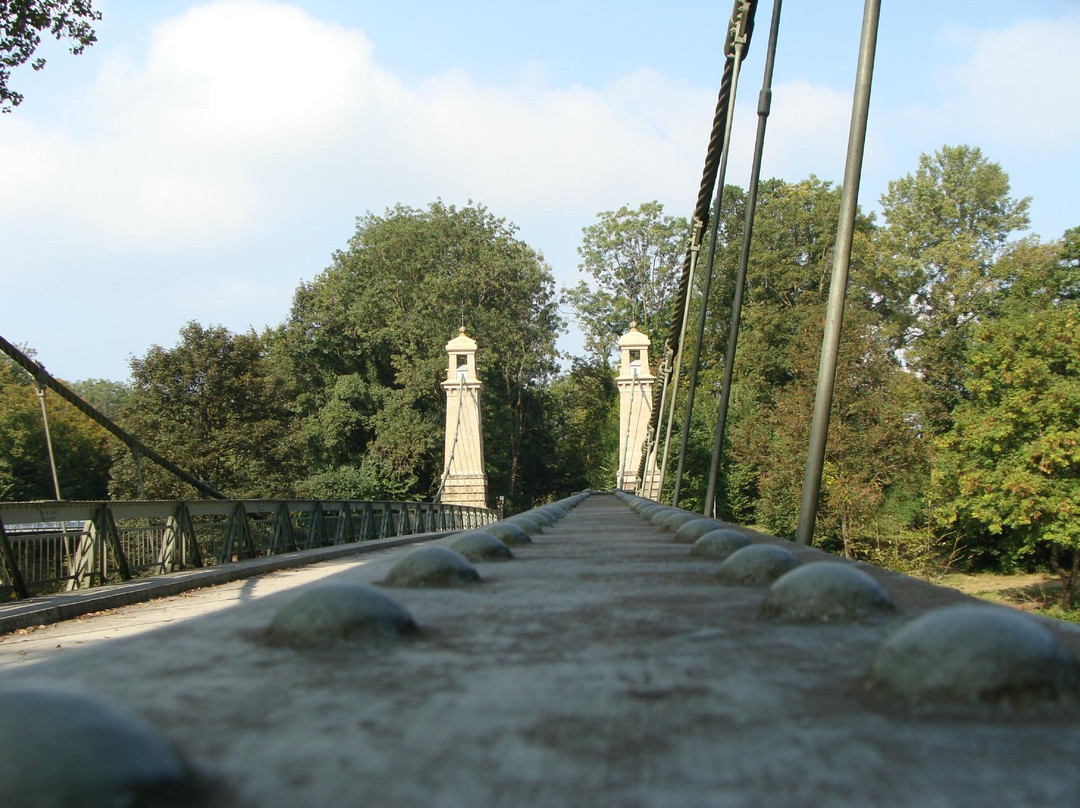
[616,323,661,496]
[440,328,488,508]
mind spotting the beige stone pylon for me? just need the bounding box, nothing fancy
[439,328,488,508]
[616,323,661,496]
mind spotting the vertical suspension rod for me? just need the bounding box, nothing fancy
[796,0,881,544]
[656,232,702,501]
[36,382,63,501]
[435,375,467,504]
[704,0,784,515]
[617,371,640,490]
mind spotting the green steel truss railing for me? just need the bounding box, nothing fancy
[0,499,496,600]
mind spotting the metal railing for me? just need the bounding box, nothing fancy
[0,499,496,600]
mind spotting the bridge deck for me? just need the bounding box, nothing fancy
[1,492,1078,806]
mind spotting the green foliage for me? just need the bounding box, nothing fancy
[275,200,562,503]
[708,176,924,556]
[873,145,1080,591]
[297,458,415,502]
[728,305,925,556]
[1036,604,1080,625]
[880,145,1030,310]
[70,378,130,420]
[1,0,101,112]
[1063,226,1080,270]
[705,177,880,401]
[0,354,111,500]
[543,359,619,491]
[934,240,1080,584]
[563,201,688,361]
[879,144,1031,431]
[110,322,298,499]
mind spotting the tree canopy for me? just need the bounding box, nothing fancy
[933,238,1080,601]
[1,0,101,112]
[556,152,1073,598]
[109,322,297,500]
[274,200,562,506]
[698,176,923,559]
[0,353,111,500]
[563,201,687,362]
[879,144,1031,430]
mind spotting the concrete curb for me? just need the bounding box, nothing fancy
[0,531,452,635]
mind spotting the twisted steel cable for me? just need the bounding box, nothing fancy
[638,0,757,491]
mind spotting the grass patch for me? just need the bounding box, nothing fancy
[934,571,1080,623]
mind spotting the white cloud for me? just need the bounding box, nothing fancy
[752,78,853,184]
[394,66,714,218]
[949,15,1080,151]
[2,0,747,379]
[95,1,380,152]
[0,2,392,251]
[13,0,1032,380]
[1,0,889,267]
[0,1,728,257]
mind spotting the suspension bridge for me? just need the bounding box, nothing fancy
[1,1,1078,806]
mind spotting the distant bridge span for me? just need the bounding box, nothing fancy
[0,498,496,601]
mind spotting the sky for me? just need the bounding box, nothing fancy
[2,0,1078,383]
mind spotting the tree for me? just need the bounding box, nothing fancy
[729,303,925,558]
[0,353,111,500]
[1,0,101,112]
[275,201,562,506]
[563,201,688,362]
[70,378,130,419]
[713,176,872,508]
[110,322,298,499]
[698,177,929,561]
[878,145,1031,431]
[717,176,871,397]
[934,237,1080,605]
[1063,226,1080,273]
[542,359,619,492]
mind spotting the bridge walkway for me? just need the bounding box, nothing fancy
[1,492,1078,806]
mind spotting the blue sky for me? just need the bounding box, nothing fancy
[2,0,1078,382]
